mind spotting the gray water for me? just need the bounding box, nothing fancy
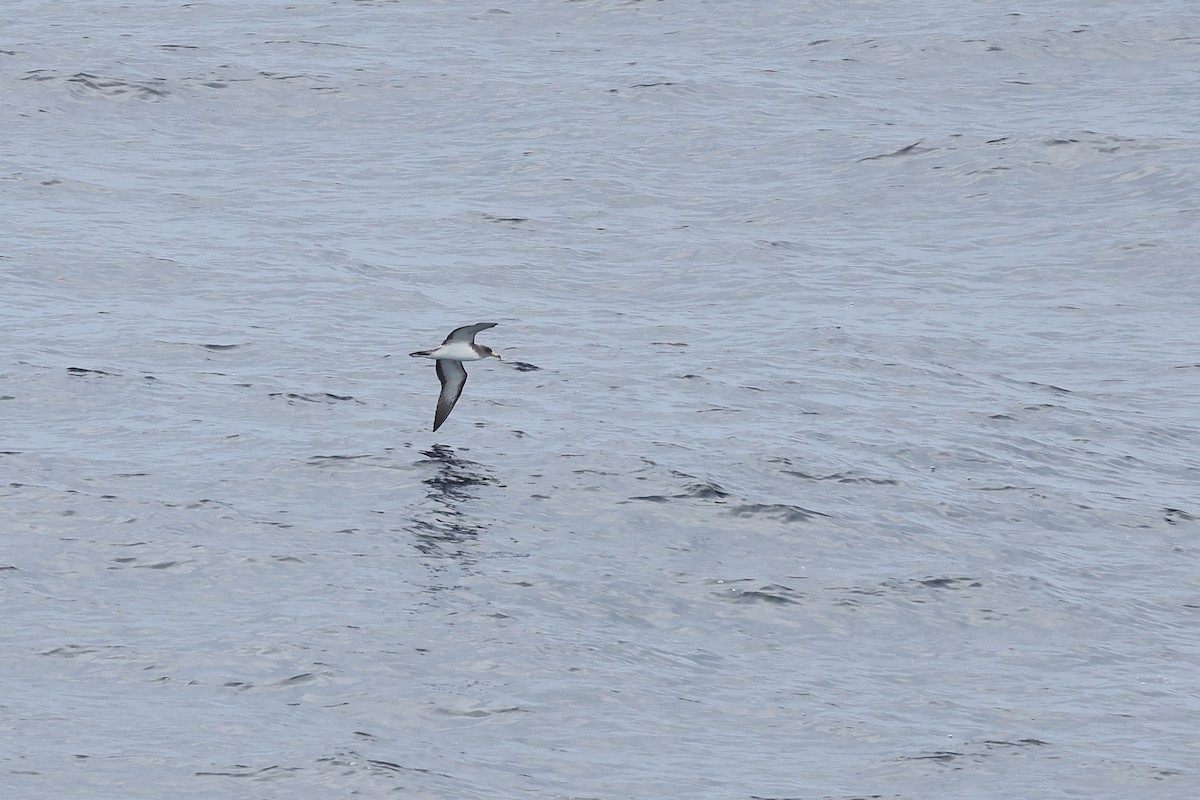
[4,1,1199,797]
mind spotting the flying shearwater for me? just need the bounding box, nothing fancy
[410,322,502,432]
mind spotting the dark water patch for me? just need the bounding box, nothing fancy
[509,361,540,372]
[268,392,360,404]
[651,342,688,347]
[830,585,885,606]
[65,72,170,100]
[263,38,364,49]
[41,645,116,658]
[105,559,188,570]
[1026,381,1072,394]
[837,577,984,604]
[67,367,117,377]
[165,498,217,510]
[758,239,806,251]
[201,343,241,351]
[1164,508,1195,524]
[479,213,529,224]
[971,484,1031,491]
[307,454,377,466]
[356,753,453,779]
[892,737,1052,771]
[408,445,497,555]
[825,576,988,611]
[460,211,533,226]
[304,750,458,787]
[1043,132,1136,154]
[720,583,804,605]
[681,481,730,499]
[858,140,934,161]
[316,753,460,786]
[258,71,316,80]
[361,756,451,778]
[417,445,496,500]
[967,165,1012,177]
[781,469,898,486]
[728,503,828,522]
[895,751,965,763]
[608,80,681,93]
[408,515,483,554]
[435,705,529,718]
[276,672,320,686]
[0,397,15,402]
[627,477,729,503]
[915,576,981,590]
[194,766,277,778]
[672,470,724,494]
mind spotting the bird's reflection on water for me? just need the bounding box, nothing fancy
[409,444,497,557]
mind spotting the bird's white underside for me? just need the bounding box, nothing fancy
[420,342,485,361]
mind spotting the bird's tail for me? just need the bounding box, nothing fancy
[409,349,434,357]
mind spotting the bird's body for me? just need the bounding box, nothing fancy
[410,322,501,432]
[416,340,490,362]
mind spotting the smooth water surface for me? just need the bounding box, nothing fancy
[4,1,1199,797]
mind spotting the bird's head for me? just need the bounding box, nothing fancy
[481,346,502,360]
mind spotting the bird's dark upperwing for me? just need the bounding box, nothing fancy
[442,322,497,345]
[433,360,469,432]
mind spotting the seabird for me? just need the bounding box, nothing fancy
[410,322,502,432]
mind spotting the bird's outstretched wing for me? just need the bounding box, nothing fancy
[442,322,497,345]
[433,360,469,432]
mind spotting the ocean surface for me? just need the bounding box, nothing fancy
[4,1,1199,797]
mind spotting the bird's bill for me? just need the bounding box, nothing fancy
[492,353,503,360]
